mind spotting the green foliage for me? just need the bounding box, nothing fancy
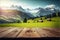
[23,18,27,23]
[17,20,21,23]
[0,17,60,28]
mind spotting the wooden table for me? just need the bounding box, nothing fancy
[0,27,60,38]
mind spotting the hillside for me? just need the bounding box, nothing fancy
[0,17,60,28]
[0,9,33,23]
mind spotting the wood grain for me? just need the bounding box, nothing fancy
[0,27,60,38]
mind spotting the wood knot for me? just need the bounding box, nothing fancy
[26,30,33,33]
[14,30,18,32]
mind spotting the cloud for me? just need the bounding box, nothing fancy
[45,4,55,8]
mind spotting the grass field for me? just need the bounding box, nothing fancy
[0,17,60,28]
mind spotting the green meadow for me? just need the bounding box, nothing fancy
[0,17,60,28]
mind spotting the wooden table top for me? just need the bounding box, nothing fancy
[0,27,60,38]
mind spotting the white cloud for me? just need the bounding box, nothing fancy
[0,0,34,9]
[45,4,55,8]
[29,10,39,13]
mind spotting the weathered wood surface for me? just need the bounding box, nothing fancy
[0,27,60,38]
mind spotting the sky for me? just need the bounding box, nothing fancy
[0,0,60,9]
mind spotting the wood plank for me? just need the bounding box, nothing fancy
[4,28,23,38]
[0,27,60,38]
[34,28,47,37]
[0,28,17,38]
[35,28,56,37]
[43,28,60,32]
[0,27,11,33]
[43,28,60,37]
[17,28,40,38]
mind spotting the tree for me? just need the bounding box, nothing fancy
[46,15,50,18]
[31,18,35,20]
[58,12,60,17]
[23,18,27,23]
[52,13,56,17]
[17,20,20,23]
[40,17,43,22]
[40,17,42,20]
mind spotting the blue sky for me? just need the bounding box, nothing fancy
[0,0,60,9]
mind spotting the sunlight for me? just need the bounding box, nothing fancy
[0,0,36,9]
[0,0,13,8]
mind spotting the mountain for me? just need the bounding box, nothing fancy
[25,8,39,17]
[36,8,53,17]
[0,5,60,23]
[0,6,34,23]
[34,6,60,17]
[23,6,60,17]
[11,5,34,18]
[11,5,25,12]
